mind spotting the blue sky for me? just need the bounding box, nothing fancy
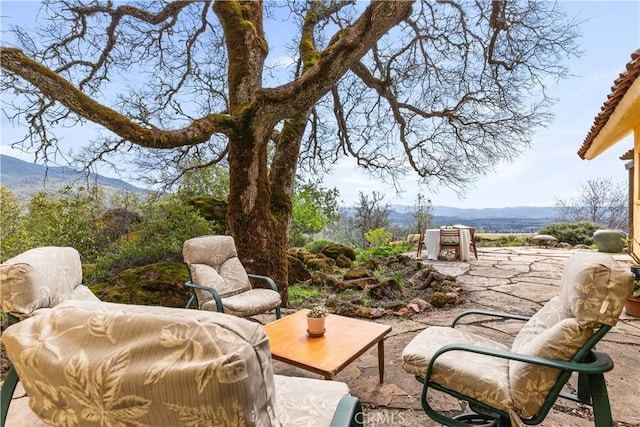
[1,1,639,208]
[322,1,640,208]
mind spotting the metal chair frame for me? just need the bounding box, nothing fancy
[413,309,615,427]
[185,272,282,319]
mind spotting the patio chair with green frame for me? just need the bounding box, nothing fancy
[401,252,633,426]
[183,235,282,319]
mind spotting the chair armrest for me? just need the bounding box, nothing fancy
[425,344,613,384]
[1,365,19,427]
[247,274,279,292]
[452,309,531,327]
[330,395,364,427]
[184,281,224,312]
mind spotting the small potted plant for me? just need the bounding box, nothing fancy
[306,305,329,337]
[625,279,640,318]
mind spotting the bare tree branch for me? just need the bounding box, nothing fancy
[1,47,235,147]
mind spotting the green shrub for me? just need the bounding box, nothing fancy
[490,235,527,247]
[369,245,395,258]
[365,227,392,247]
[355,241,412,261]
[1,186,110,262]
[288,233,309,248]
[305,239,335,254]
[87,196,213,281]
[537,221,601,246]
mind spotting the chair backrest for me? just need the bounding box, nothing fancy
[508,252,633,418]
[183,236,252,304]
[2,300,278,426]
[439,228,460,246]
[0,246,99,320]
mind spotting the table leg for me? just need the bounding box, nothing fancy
[378,339,385,383]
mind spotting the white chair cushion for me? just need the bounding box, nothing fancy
[189,263,250,301]
[183,235,238,266]
[184,236,253,299]
[508,253,633,418]
[0,246,99,318]
[510,315,593,418]
[558,252,633,327]
[402,326,513,414]
[202,288,282,317]
[218,257,253,295]
[3,300,278,427]
[274,375,350,427]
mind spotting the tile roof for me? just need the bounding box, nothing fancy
[578,49,640,159]
[620,148,633,161]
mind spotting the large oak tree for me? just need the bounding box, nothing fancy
[1,1,579,304]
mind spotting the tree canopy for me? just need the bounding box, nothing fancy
[1,0,580,303]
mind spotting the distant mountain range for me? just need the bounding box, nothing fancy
[384,204,556,233]
[0,154,147,196]
[1,154,556,232]
[390,204,556,219]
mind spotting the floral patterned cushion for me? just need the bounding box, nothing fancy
[189,263,249,300]
[509,252,633,418]
[558,251,633,327]
[3,300,278,426]
[509,297,591,418]
[202,288,283,317]
[402,326,512,413]
[274,375,350,427]
[4,300,353,427]
[402,252,634,423]
[0,246,99,319]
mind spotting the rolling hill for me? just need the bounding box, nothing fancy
[0,154,147,197]
[1,154,556,232]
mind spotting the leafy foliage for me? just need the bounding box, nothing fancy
[356,241,412,261]
[0,186,26,261]
[537,221,601,246]
[1,186,110,262]
[365,228,393,247]
[176,161,230,199]
[87,196,213,281]
[290,180,340,246]
[352,192,391,247]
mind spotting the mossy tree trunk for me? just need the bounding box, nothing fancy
[0,1,575,306]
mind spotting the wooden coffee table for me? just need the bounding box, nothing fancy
[263,309,392,382]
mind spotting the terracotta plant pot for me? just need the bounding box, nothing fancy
[307,316,326,337]
[625,295,640,318]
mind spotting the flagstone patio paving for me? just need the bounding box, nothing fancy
[4,246,640,426]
